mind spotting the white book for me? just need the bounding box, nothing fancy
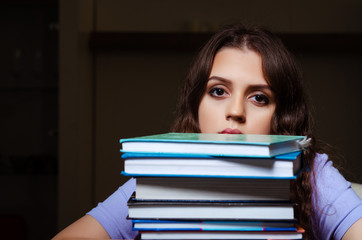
[136,177,291,201]
[128,200,295,220]
[140,231,303,239]
[122,151,302,178]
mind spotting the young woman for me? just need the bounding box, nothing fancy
[53,23,362,240]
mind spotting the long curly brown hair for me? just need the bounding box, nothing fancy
[171,23,318,239]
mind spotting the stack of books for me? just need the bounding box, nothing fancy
[120,133,306,240]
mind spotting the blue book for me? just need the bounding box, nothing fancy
[120,133,305,157]
[121,151,302,179]
[132,219,298,232]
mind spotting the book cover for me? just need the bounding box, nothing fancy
[122,151,302,178]
[127,199,295,220]
[134,177,291,201]
[120,133,305,157]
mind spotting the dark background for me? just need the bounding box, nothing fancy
[0,1,361,239]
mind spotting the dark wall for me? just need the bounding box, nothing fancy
[0,2,58,240]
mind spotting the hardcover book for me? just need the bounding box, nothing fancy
[132,219,298,231]
[122,151,302,178]
[134,177,291,201]
[127,199,295,220]
[120,133,305,157]
[139,230,304,239]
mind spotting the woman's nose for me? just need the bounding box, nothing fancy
[226,96,245,123]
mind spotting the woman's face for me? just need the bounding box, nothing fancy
[198,47,276,134]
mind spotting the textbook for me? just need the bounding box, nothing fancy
[122,151,302,178]
[132,219,298,231]
[139,230,304,239]
[135,177,291,201]
[120,133,305,157]
[127,199,295,220]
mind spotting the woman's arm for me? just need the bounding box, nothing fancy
[52,179,138,240]
[342,218,362,240]
[52,215,110,240]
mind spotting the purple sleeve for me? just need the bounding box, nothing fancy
[312,154,362,240]
[87,178,138,240]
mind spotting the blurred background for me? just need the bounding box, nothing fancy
[0,0,361,239]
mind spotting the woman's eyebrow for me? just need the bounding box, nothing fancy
[248,84,272,91]
[209,76,271,90]
[208,76,232,84]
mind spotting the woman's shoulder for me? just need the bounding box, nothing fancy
[311,153,362,239]
[312,153,350,191]
[313,153,330,169]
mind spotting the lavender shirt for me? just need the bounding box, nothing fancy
[87,178,138,239]
[312,153,362,239]
[88,153,362,240]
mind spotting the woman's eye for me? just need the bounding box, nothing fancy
[209,88,227,97]
[250,94,269,105]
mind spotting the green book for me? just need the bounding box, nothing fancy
[120,133,305,157]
